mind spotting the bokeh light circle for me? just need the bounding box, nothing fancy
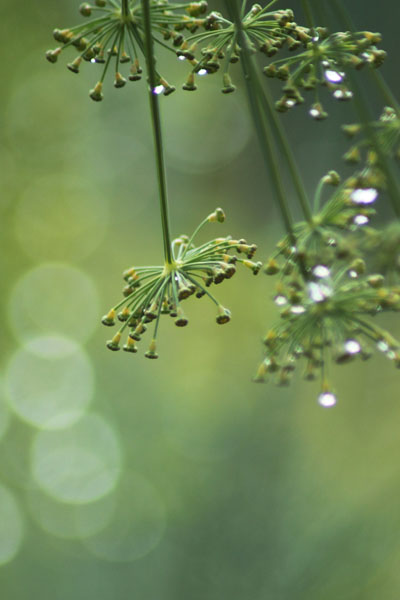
[27,487,116,540]
[83,471,166,562]
[8,263,99,346]
[0,485,24,566]
[5,337,94,430]
[31,413,122,504]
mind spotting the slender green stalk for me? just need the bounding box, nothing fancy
[329,0,400,217]
[300,0,315,32]
[225,0,295,241]
[369,69,400,116]
[251,72,313,223]
[141,0,173,264]
[121,0,129,17]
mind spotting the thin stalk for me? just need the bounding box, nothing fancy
[300,0,315,32]
[369,68,400,115]
[225,0,295,242]
[251,72,313,223]
[121,0,129,17]
[141,0,173,264]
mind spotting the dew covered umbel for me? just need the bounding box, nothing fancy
[264,29,385,118]
[256,168,400,404]
[102,209,260,358]
[46,0,209,100]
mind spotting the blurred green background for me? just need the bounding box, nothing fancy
[1,1,400,598]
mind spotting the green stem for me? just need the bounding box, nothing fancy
[300,0,315,31]
[369,69,400,115]
[252,73,313,223]
[122,0,129,17]
[141,0,173,264]
[225,0,295,242]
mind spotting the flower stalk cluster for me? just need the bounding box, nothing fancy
[258,171,400,404]
[46,0,400,406]
[102,209,259,357]
[46,0,209,100]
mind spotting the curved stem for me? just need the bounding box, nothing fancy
[141,0,173,264]
[300,0,315,32]
[251,72,313,223]
[225,0,295,241]
[369,69,400,116]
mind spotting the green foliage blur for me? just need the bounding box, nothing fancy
[0,0,400,598]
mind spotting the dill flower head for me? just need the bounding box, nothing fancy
[258,169,400,404]
[264,29,385,118]
[46,0,209,100]
[101,208,259,358]
[256,260,400,405]
[176,4,311,93]
[343,106,400,164]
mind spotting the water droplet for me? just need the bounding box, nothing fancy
[351,188,378,205]
[377,340,389,353]
[318,392,337,408]
[324,69,344,83]
[309,107,321,119]
[321,60,330,68]
[348,269,358,279]
[274,295,287,306]
[312,35,319,42]
[178,55,186,61]
[333,89,353,100]
[344,339,361,354]
[291,305,306,315]
[313,265,330,278]
[308,281,333,303]
[285,99,296,108]
[198,69,208,76]
[353,214,369,226]
[90,58,96,64]
[152,85,165,95]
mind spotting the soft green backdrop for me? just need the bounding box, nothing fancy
[0,1,399,598]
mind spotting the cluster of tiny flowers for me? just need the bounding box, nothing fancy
[101,209,260,357]
[343,106,400,164]
[258,168,400,406]
[176,5,312,93]
[46,0,208,100]
[264,29,385,118]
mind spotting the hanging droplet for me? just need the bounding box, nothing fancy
[333,89,353,100]
[348,269,358,279]
[344,339,361,354]
[90,58,96,64]
[198,69,208,76]
[313,265,330,278]
[308,281,333,303]
[377,340,389,353]
[318,392,337,408]
[274,295,288,306]
[353,214,369,226]
[290,305,306,315]
[178,55,186,61]
[324,69,344,83]
[351,188,378,205]
[152,85,165,95]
